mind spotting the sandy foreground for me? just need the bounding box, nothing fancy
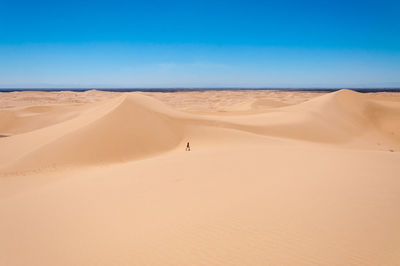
[0,89,400,266]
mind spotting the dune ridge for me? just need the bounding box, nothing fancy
[1,89,399,174]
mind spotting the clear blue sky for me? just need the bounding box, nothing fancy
[0,0,399,88]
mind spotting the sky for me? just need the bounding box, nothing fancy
[0,0,399,88]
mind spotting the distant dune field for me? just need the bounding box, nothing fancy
[1,90,400,266]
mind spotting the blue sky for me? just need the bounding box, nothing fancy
[0,0,399,88]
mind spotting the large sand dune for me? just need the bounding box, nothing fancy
[0,89,400,265]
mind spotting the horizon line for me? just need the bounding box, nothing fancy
[1,87,400,93]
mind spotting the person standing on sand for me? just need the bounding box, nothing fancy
[186,141,191,151]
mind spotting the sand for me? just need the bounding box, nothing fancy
[0,89,400,266]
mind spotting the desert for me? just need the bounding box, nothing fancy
[0,89,400,265]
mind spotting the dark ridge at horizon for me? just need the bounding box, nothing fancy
[1,88,400,93]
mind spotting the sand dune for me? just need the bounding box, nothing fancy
[0,95,186,172]
[1,89,399,173]
[0,89,400,265]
